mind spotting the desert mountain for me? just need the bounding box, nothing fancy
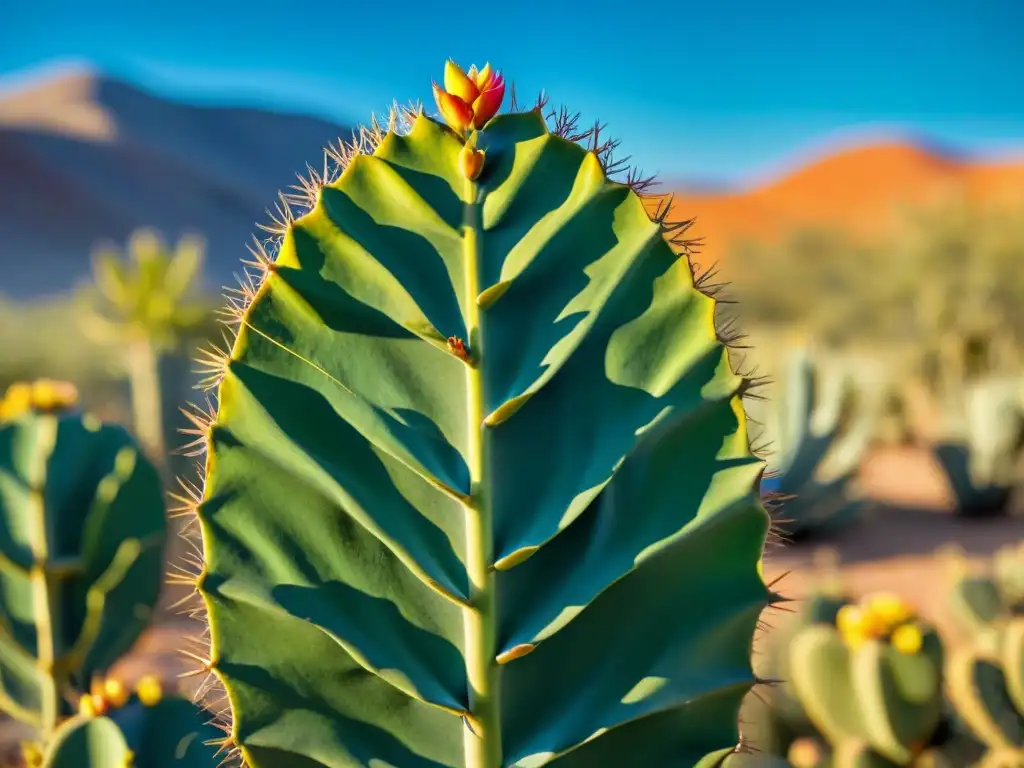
[669,141,1024,269]
[2,67,1024,299]
[0,66,350,299]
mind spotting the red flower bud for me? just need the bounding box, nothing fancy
[434,61,505,133]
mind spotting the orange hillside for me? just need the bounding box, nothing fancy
[656,141,1024,267]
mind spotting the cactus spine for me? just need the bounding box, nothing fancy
[189,60,772,767]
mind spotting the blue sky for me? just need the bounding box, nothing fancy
[4,0,1024,184]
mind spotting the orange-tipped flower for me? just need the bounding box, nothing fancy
[433,82,474,134]
[470,70,505,129]
[434,60,505,133]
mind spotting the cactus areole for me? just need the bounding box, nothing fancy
[193,61,771,767]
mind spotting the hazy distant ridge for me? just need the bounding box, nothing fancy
[0,68,350,299]
[3,67,1024,299]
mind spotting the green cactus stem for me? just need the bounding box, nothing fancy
[190,65,771,767]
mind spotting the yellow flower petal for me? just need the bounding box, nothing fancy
[443,60,479,104]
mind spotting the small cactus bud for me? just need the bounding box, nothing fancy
[891,623,923,655]
[447,336,470,362]
[433,60,505,133]
[20,741,44,768]
[79,693,99,717]
[135,674,163,706]
[103,677,130,709]
[459,144,485,181]
[863,592,913,629]
[787,737,824,768]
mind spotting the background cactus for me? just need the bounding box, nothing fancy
[787,594,945,765]
[932,371,1024,518]
[187,62,772,767]
[747,579,852,756]
[41,693,222,767]
[0,382,165,739]
[946,545,1024,642]
[750,344,878,540]
[0,380,221,766]
[76,228,213,467]
[945,617,1024,761]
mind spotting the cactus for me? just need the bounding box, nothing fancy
[42,692,222,767]
[946,617,1024,762]
[932,373,1024,517]
[752,343,876,540]
[750,579,852,755]
[186,60,772,767]
[77,228,212,464]
[994,543,1024,613]
[788,594,945,765]
[0,381,166,739]
[946,544,1024,641]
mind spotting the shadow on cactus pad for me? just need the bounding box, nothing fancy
[43,696,223,767]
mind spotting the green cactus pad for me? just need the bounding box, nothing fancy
[754,591,851,746]
[42,696,222,766]
[790,626,943,763]
[1002,619,1024,716]
[947,646,1024,749]
[42,714,132,767]
[114,696,223,765]
[196,108,770,767]
[0,411,165,731]
[789,626,866,746]
[950,575,1006,638]
[850,632,944,763]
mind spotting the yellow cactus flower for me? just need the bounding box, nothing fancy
[0,379,79,421]
[891,623,923,655]
[79,693,99,717]
[836,604,870,636]
[787,737,824,768]
[864,592,913,629]
[20,741,44,768]
[103,677,130,708]
[135,674,163,706]
[0,382,32,421]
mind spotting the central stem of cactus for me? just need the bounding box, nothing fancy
[462,177,502,768]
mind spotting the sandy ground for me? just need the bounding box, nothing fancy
[1,446,1021,760]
